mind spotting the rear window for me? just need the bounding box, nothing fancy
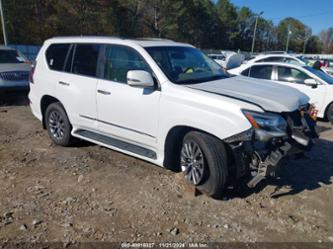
[0,49,27,64]
[46,44,70,71]
[257,57,285,63]
[249,65,273,80]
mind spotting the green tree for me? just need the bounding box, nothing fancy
[306,35,323,53]
[276,17,312,52]
[319,28,333,53]
[216,0,238,48]
[0,0,325,54]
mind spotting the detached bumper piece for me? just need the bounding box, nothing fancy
[225,107,318,188]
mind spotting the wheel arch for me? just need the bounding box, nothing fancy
[40,95,62,129]
[163,125,235,174]
[324,101,333,121]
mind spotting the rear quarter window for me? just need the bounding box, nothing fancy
[45,43,70,71]
[241,68,250,76]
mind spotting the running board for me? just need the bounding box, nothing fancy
[74,129,157,160]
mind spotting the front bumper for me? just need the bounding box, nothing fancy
[0,80,30,93]
[225,108,318,187]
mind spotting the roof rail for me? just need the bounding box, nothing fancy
[134,37,174,42]
[50,35,123,40]
[262,51,287,55]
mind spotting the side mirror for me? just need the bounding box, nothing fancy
[127,70,154,88]
[304,78,317,87]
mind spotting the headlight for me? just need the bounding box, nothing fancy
[243,110,287,133]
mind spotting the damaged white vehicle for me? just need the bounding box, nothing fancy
[29,37,318,198]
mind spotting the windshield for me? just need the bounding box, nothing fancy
[0,49,27,64]
[145,46,228,84]
[305,66,333,84]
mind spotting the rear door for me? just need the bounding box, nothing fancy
[56,43,101,130]
[248,65,274,80]
[274,65,326,112]
[44,43,71,98]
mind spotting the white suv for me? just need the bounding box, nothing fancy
[29,37,317,197]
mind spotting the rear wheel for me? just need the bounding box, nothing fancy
[327,103,333,123]
[45,102,75,146]
[180,131,228,198]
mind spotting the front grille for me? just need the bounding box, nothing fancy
[0,71,29,81]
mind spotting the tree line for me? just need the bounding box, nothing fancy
[1,0,332,53]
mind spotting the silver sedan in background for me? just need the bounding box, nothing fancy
[0,46,31,93]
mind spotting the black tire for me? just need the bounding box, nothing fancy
[180,131,228,198]
[327,103,333,123]
[45,102,74,146]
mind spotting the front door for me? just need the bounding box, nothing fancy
[275,66,326,112]
[96,44,160,148]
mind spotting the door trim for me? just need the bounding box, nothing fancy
[79,114,156,139]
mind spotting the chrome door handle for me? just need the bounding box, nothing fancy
[58,81,70,86]
[97,89,111,95]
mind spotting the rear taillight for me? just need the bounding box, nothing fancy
[29,63,35,83]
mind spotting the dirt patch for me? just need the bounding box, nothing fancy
[0,100,333,243]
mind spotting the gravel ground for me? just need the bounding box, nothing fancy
[0,93,333,245]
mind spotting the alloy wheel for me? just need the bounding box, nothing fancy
[180,140,205,185]
[48,110,66,140]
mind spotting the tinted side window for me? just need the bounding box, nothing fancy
[258,57,284,63]
[102,45,150,83]
[277,67,309,84]
[46,44,70,71]
[249,65,273,80]
[241,68,250,76]
[64,45,74,73]
[72,44,100,77]
[285,58,301,65]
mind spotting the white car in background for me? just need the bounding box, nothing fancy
[230,62,333,122]
[323,59,333,76]
[207,53,225,66]
[0,46,31,92]
[323,67,333,76]
[246,53,308,66]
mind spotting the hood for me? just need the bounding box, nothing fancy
[186,76,309,113]
[0,63,31,72]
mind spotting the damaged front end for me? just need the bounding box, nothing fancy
[224,105,318,188]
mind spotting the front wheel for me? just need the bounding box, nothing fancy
[180,131,228,198]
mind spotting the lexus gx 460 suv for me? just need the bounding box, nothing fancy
[29,37,318,198]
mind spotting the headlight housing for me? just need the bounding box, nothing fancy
[243,110,287,133]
